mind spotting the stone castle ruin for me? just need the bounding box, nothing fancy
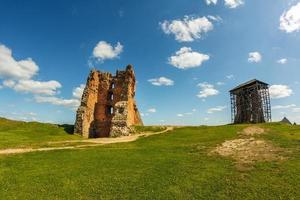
[74,65,143,138]
[230,79,272,124]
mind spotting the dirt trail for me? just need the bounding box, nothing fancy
[211,126,285,164]
[0,127,173,155]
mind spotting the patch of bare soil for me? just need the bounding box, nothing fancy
[211,126,286,165]
[212,137,285,164]
[241,126,265,136]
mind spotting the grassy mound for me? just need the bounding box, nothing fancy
[0,117,80,149]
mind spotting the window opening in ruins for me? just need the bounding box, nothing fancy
[107,106,113,115]
[118,107,124,114]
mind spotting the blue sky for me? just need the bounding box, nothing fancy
[0,0,300,125]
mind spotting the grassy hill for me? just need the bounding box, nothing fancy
[0,117,81,149]
[0,118,299,199]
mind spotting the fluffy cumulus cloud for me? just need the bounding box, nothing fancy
[207,106,226,114]
[279,2,300,33]
[248,52,262,63]
[277,58,287,64]
[205,0,218,5]
[148,77,174,86]
[205,0,244,8]
[269,85,293,99]
[197,82,219,98]
[160,16,214,42]
[34,84,85,109]
[34,96,80,108]
[0,44,86,111]
[169,47,209,69]
[4,79,61,96]
[0,44,62,96]
[0,44,39,80]
[93,41,123,61]
[224,0,244,8]
[72,84,85,99]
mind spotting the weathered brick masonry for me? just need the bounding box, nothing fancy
[74,65,143,138]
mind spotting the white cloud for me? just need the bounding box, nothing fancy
[207,106,226,114]
[147,108,156,113]
[192,108,197,112]
[72,84,85,99]
[269,84,293,99]
[207,15,222,22]
[3,80,16,88]
[0,44,84,112]
[177,109,196,117]
[34,96,80,108]
[169,47,209,69]
[272,104,296,110]
[224,0,244,8]
[33,83,86,110]
[277,58,287,64]
[148,77,174,86]
[205,0,218,5]
[248,52,262,63]
[160,16,214,42]
[0,44,39,80]
[279,2,300,33]
[4,79,61,96]
[197,82,219,98]
[216,81,225,86]
[0,44,64,97]
[292,107,300,112]
[93,41,123,61]
[226,74,234,79]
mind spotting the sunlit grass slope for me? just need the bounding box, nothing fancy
[0,117,80,149]
[0,118,299,199]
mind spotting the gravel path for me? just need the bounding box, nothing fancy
[0,127,173,155]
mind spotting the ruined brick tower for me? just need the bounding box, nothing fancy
[74,65,143,138]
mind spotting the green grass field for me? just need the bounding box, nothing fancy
[0,118,299,199]
[0,117,81,149]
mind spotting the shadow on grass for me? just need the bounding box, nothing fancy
[58,124,74,134]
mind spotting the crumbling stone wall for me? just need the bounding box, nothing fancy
[74,65,143,138]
